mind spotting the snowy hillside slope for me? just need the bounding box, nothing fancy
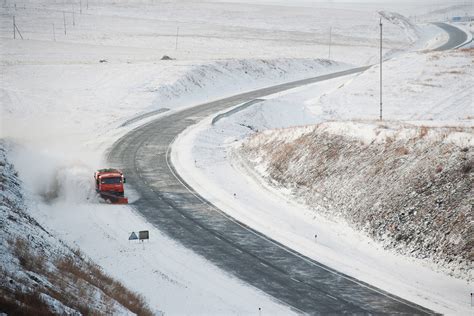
[1,57,347,151]
[239,122,473,280]
[379,11,420,43]
[311,49,473,123]
[0,143,154,315]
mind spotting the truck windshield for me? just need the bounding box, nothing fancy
[101,177,121,184]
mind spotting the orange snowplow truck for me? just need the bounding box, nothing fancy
[94,169,128,204]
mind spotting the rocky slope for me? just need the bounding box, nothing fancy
[238,122,473,280]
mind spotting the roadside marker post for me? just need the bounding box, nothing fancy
[63,11,66,35]
[328,26,332,60]
[379,17,383,121]
[175,26,179,50]
[12,15,23,40]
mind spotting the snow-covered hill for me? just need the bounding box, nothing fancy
[0,143,154,315]
[239,122,473,280]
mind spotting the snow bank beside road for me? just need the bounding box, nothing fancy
[241,122,473,280]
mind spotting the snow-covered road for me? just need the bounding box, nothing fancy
[107,55,464,312]
[432,22,469,50]
[107,21,473,314]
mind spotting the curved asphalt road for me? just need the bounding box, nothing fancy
[108,23,464,314]
[432,22,468,51]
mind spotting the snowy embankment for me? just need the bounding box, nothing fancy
[239,122,473,277]
[171,46,473,314]
[1,57,348,154]
[0,143,153,315]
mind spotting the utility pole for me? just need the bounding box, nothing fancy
[175,26,179,50]
[12,15,23,39]
[328,26,332,60]
[53,23,56,41]
[72,8,75,26]
[80,0,82,14]
[63,11,66,35]
[379,17,383,121]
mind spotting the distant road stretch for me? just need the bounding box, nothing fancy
[108,23,461,314]
[432,22,468,50]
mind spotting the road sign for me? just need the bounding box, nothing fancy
[129,232,138,240]
[139,230,149,241]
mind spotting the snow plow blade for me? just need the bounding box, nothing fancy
[99,192,129,204]
[111,196,128,204]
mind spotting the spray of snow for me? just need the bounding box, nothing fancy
[9,144,98,205]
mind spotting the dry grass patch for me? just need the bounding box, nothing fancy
[6,237,153,315]
[0,289,53,316]
[9,238,47,274]
[238,122,473,279]
[395,146,409,155]
[419,126,428,138]
[461,160,472,174]
[55,256,153,316]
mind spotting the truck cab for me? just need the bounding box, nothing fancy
[94,169,128,203]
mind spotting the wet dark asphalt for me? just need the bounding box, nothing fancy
[432,22,468,51]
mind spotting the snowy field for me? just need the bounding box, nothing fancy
[1,0,473,314]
